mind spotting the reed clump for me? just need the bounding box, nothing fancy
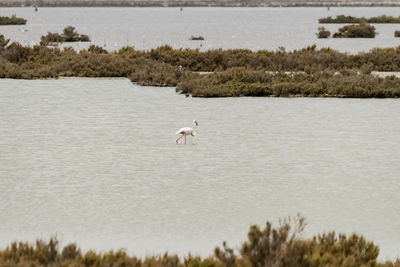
[0,215,399,267]
[0,15,27,25]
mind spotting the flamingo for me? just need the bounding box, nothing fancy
[176,120,198,144]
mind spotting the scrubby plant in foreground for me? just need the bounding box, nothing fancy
[0,215,398,267]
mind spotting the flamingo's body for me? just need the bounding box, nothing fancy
[176,120,198,144]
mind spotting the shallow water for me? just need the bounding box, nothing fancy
[0,78,399,259]
[2,7,400,52]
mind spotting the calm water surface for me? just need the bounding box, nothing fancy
[1,7,400,52]
[0,78,399,259]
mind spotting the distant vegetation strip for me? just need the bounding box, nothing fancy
[0,215,399,267]
[177,68,400,97]
[3,0,400,7]
[319,15,400,24]
[2,34,400,97]
[0,15,27,25]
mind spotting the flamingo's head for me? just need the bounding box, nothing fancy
[191,131,196,136]
[193,120,198,126]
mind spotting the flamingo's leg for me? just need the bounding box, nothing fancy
[176,134,184,144]
[185,134,186,144]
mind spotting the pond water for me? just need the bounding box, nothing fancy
[1,7,400,52]
[0,78,399,260]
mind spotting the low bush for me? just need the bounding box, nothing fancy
[40,26,91,45]
[0,15,26,25]
[333,22,377,38]
[87,45,108,54]
[189,36,205,40]
[316,27,331,38]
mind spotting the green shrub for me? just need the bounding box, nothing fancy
[333,22,377,38]
[189,36,205,41]
[316,27,331,38]
[87,45,107,54]
[319,15,361,24]
[40,26,91,46]
[0,15,26,25]
[61,243,82,260]
[40,32,64,45]
[319,15,400,24]
[2,42,31,63]
[0,34,10,53]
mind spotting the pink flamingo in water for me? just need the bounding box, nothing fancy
[176,120,198,144]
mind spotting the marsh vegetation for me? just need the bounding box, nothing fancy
[332,22,377,38]
[189,36,205,41]
[319,15,400,24]
[40,26,90,46]
[317,23,376,39]
[0,15,27,25]
[2,34,400,97]
[316,27,331,38]
[0,215,399,267]
[176,68,400,97]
